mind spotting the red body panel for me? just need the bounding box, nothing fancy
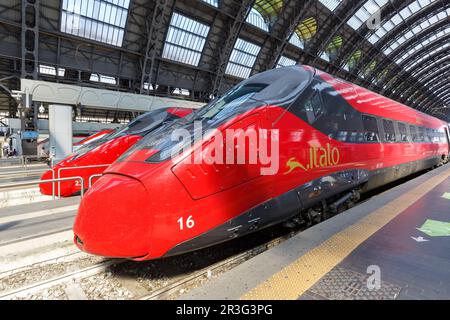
[74,105,449,259]
[40,135,141,197]
[40,108,193,197]
[73,130,114,147]
[73,67,450,260]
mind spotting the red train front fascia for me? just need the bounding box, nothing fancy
[40,107,194,197]
[73,65,450,260]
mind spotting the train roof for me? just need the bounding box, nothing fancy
[314,68,446,128]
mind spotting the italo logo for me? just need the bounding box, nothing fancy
[284,144,340,175]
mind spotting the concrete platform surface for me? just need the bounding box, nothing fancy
[180,163,450,300]
[0,196,80,246]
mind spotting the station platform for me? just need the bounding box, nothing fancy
[181,163,450,300]
[0,196,79,245]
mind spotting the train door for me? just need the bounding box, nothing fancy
[445,126,450,153]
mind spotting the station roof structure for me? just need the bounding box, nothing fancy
[0,0,448,121]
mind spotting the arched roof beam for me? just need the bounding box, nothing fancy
[308,0,367,62]
[434,83,450,98]
[334,0,409,68]
[378,39,445,103]
[366,21,449,84]
[253,0,312,71]
[390,56,450,101]
[398,58,450,99]
[210,0,255,95]
[356,1,448,76]
[404,72,450,109]
[378,36,449,97]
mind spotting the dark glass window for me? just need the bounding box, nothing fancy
[383,119,396,142]
[398,122,408,142]
[303,89,323,124]
[417,127,425,142]
[362,115,379,142]
[313,83,364,143]
[430,129,435,143]
[424,128,432,142]
[410,125,418,142]
[196,83,267,121]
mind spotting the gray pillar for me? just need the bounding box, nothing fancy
[49,104,73,164]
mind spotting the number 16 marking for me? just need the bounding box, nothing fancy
[177,215,195,230]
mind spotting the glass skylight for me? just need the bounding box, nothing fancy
[320,51,330,62]
[173,88,190,96]
[202,0,218,7]
[277,56,297,68]
[60,0,130,47]
[289,17,317,49]
[142,83,162,92]
[347,0,389,30]
[162,12,210,67]
[289,33,304,49]
[367,0,437,44]
[395,28,450,68]
[318,0,342,12]
[246,8,270,32]
[39,65,65,77]
[225,38,261,79]
[418,63,449,87]
[382,8,450,55]
[247,0,284,31]
[90,74,117,85]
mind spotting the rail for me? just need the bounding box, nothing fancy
[0,155,46,168]
[55,164,110,198]
[88,174,104,189]
[0,176,85,198]
[0,168,47,178]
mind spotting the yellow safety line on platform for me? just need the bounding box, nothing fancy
[241,167,450,300]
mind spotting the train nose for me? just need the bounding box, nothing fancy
[73,174,153,258]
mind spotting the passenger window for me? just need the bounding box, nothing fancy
[432,129,438,143]
[410,125,418,142]
[362,115,379,142]
[417,127,425,142]
[425,128,431,142]
[303,90,323,124]
[398,123,408,142]
[383,119,396,142]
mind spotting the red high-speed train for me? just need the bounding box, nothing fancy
[39,107,193,197]
[73,129,114,152]
[74,65,450,260]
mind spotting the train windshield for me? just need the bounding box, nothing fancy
[71,109,172,160]
[120,66,314,163]
[107,109,169,140]
[195,83,268,121]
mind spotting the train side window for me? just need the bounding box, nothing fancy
[303,90,323,124]
[409,125,418,142]
[290,81,324,125]
[383,119,396,142]
[398,123,408,142]
[435,130,441,143]
[362,115,379,142]
[417,127,425,142]
[424,128,431,143]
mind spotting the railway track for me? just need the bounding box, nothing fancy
[0,259,117,300]
[1,167,437,300]
[0,230,297,300]
[138,232,294,300]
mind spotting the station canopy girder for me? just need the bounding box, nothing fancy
[0,0,448,121]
